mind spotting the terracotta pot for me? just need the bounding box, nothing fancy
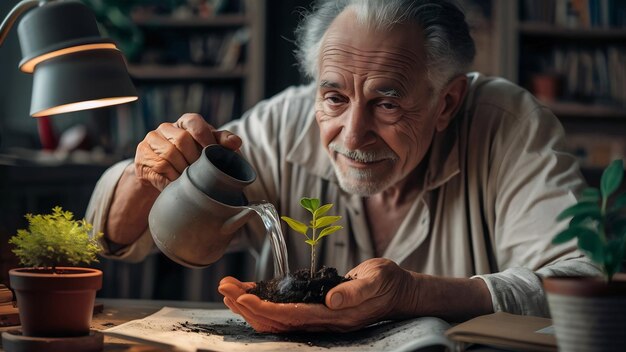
[544,275,626,352]
[9,267,102,337]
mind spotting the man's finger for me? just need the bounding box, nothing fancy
[219,277,255,291]
[218,282,249,300]
[157,123,203,165]
[236,295,355,333]
[224,297,280,333]
[325,278,375,310]
[234,296,290,333]
[175,113,216,147]
[219,276,237,286]
[213,130,242,151]
[223,297,242,315]
[238,294,329,325]
[136,165,169,191]
[145,131,189,175]
[136,142,180,182]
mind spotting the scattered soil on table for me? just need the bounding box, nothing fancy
[173,318,405,349]
[247,266,351,303]
[174,319,263,339]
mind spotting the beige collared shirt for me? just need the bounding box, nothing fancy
[87,73,600,317]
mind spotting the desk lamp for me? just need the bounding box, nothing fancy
[0,0,137,118]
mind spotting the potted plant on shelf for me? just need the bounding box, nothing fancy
[7,206,103,338]
[248,197,350,303]
[545,159,626,352]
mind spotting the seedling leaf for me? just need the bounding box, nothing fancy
[300,198,320,213]
[319,225,343,240]
[314,204,333,218]
[281,216,308,235]
[314,216,342,229]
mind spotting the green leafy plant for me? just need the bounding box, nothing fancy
[554,159,626,282]
[281,197,343,277]
[9,206,102,272]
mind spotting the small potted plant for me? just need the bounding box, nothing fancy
[545,159,626,351]
[7,206,103,338]
[248,197,350,303]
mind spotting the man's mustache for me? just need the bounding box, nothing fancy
[329,143,398,163]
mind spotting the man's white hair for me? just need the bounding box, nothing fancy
[294,0,476,91]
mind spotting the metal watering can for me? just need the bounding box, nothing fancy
[148,144,257,268]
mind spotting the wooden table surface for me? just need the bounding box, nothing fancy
[0,298,227,351]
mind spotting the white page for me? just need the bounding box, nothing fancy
[103,307,455,352]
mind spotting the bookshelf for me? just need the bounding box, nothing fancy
[496,0,626,171]
[103,0,265,156]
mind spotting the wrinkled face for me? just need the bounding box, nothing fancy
[315,10,441,196]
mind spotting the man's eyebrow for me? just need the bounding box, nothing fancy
[376,88,402,98]
[319,80,342,89]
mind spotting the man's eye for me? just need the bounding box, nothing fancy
[377,102,399,111]
[325,95,345,105]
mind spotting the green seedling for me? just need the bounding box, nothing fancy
[281,197,343,277]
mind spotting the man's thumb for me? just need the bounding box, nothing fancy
[325,279,372,310]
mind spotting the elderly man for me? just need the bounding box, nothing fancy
[87,0,599,332]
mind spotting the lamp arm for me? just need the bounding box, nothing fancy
[0,0,53,47]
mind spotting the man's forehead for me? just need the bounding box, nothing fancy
[318,37,427,95]
[320,8,427,61]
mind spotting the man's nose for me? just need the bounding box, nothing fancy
[342,104,373,150]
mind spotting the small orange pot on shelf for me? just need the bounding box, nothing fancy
[531,73,564,102]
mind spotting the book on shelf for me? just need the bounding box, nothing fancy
[522,0,626,28]
[136,28,247,68]
[0,304,19,328]
[563,133,625,169]
[0,284,18,327]
[108,84,239,154]
[0,284,13,303]
[220,28,249,69]
[535,45,625,107]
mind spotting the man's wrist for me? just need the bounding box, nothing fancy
[406,272,493,322]
[105,163,159,245]
[399,270,424,319]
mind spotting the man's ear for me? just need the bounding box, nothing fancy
[434,75,468,132]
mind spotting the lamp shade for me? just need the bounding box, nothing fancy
[17,0,114,73]
[30,49,137,117]
[12,0,138,117]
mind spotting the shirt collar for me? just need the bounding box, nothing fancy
[285,73,481,190]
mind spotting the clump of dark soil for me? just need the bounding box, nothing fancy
[248,266,351,303]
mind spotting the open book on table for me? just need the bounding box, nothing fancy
[103,307,455,352]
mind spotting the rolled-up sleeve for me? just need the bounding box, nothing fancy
[473,257,600,316]
[85,160,155,262]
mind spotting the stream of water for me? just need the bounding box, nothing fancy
[246,202,289,278]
